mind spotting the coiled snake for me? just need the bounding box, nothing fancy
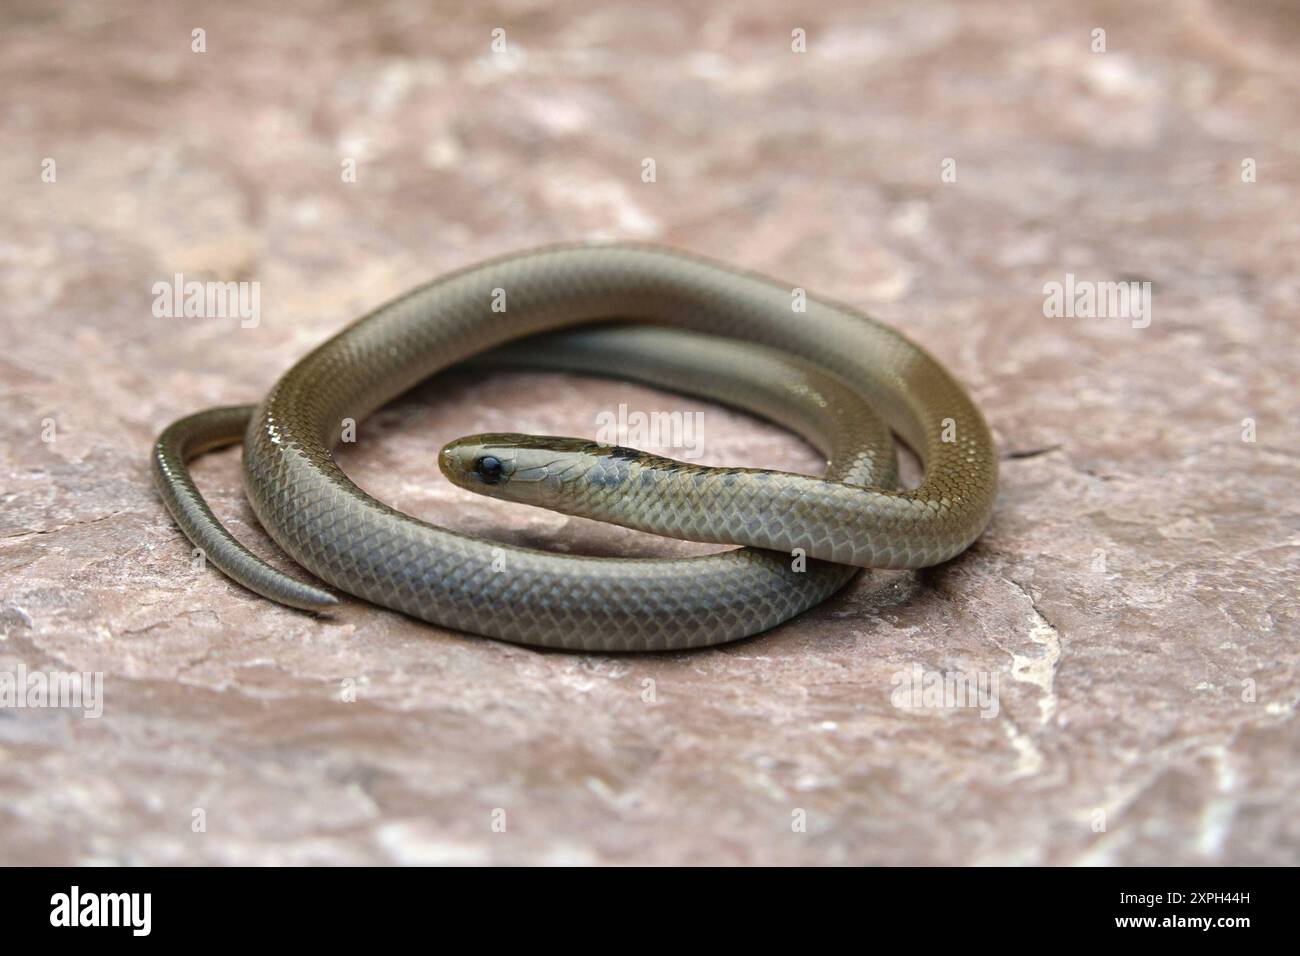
[152,245,997,652]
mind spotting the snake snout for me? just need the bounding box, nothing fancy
[439,435,517,489]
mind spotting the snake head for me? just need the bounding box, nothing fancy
[439,433,599,506]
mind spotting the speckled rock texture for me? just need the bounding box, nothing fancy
[1,0,1296,865]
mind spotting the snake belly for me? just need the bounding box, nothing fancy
[154,244,997,652]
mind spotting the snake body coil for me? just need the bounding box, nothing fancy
[152,245,997,652]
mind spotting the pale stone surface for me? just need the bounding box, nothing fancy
[1,0,1297,865]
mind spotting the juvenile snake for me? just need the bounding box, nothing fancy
[152,244,997,652]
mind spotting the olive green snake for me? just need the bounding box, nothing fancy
[151,244,997,652]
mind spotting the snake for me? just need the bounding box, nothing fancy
[151,244,997,652]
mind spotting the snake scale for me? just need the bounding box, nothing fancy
[152,244,997,651]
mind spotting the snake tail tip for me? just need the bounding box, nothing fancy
[282,587,340,613]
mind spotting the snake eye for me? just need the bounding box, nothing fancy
[473,455,505,484]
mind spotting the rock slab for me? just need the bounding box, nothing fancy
[0,0,1296,864]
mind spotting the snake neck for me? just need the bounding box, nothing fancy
[528,446,969,570]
